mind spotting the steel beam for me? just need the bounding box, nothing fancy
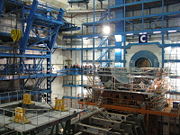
[20,0,38,53]
[0,53,50,58]
[83,11,180,26]
[0,0,4,15]
[90,116,122,129]
[78,101,180,117]
[109,0,161,9]
[77,123,111,134]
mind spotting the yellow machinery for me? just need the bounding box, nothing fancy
[13,107,30,124]
[23,93,34,105]
[54,98,67,111]
[24,0,32,5]
[64,59,72,66]
[10,29,22,42]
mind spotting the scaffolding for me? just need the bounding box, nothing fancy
[47,0,180,134]
[62,0,180,102]
[78,67,180,135]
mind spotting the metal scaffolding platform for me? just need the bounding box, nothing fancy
[0,101,82,133]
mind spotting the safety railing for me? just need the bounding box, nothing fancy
[0,64,66,75]
[0,105,81,132]
[83,67,171,93]
[0,89,50,104]
[63,80,82,86]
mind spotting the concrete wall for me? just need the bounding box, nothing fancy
[51,49,64,101]
[50,48,82,102]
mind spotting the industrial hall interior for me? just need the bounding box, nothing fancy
[0,0,179,135]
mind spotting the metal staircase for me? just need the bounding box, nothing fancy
[96,36,110,67]
[19,0,64,53]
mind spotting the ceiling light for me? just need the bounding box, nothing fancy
[115,35,122,42]
[168,30,177,33]
[126,33,133,36]
[102,25,111,35]
[139,32,147,34]
[153,31,161,34]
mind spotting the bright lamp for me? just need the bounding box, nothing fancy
[102,25,111,35]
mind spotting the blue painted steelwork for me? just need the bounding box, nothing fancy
[0,89,51,101]
[92,0,96,68]
[67,0,179,93]
[63,96,81,99]
[126,42,162,49]
[83,11,180,26]
[61,42,180,51]
[0,0,78,102]
[161,0,166,68]
[63,35,83,39]
[66,27,180,38]
[164,60,180,63]
[81,24,84,98]
[78,0,180,68]
[162,44,180,48]
[62,19,80,31]
[95,37,112,67]
[19,0,65,53]
[118,27,180,36]
[68,0,89,4]
[63,84,83,87]
[0,64,43,74]
[46,51,52,103]
[114,0,124,67]
[115,49,123,62]
[0,0,4,15]
[79,40,167,50]
[0,53,50,58]
[82,60,125,63]
[61,46,121,50]
[0,31,11,37]
[109,0,161,9]
[5,0,23,5]
[63,68,83,75]
[20,0,38,53]
[80,1,120,67]
[0,71,83,81]
[0,46,50,52]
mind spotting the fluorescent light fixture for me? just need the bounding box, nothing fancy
[102,25,111,35]
[139,32,147,34]
[103,36,108,38]
[115,63,123,67]
[168,30,177,33]
[115,49,121,53]
[115,35,122,42]
[122,42,125,46]
[126,33,133,36]
[153,31,161,34]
